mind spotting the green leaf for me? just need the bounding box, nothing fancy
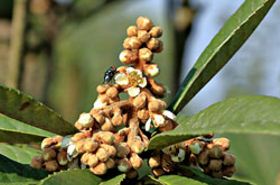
[150,96,280,149]
[39,169,101,185]
[0,154,47,184]
[0,143,41,164]
[177,166,252,185]
[158,175,207,185]
[0,85,76,135]
[169,0,275,114]
[0,113,55,143]
[100,174,125,185]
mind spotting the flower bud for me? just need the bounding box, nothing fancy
[105,158,115,169]
[106,86,119,99]
[96,147,110,162]
[223,153,236,166]
[139,48,153,61]
[189,142,203,155]
[144,64,160,77]
[101,118,114,131]
[127,25,138,37]
[149,26,162,38]
[208,159,222,171]
[112,113,123,126]
[75,113,94,129]
[211,171,223,178]
[31,156,43,169]
[137,109,150,121]
[57,150,68,166]
[151,113,165,127]
[133,93,147,109]
[136,16,153,31]
[44,160,59,172]
[154,41,163,53]
[158,119,176,132]
[126,170,138,179]
[130,139,145,154]
[130,153,143,169]
[148,99,166,113]
[42,148,56,161]
[137,30,150,43]
[92,113,105,125]
[147,38,161,51]
[117,158,132,172]
[90,162,107,175]
[161,154,174,173]
[96,84,108,94]
[123,37,142,49]
[149,155,161,168]
[84,139,99,153]
[222,166,236,177]
[93,131,115,145]
[75,139,86,153]
[100,144,117,157]
[41,136,63,149]
[119,50,138,64]
[71,131,91,142]
[81,153,99,167]
[208,145,224,159]
[213,137,230,151]
[152,168,165,177]
[116,142,130,158]
[198,149,209,166]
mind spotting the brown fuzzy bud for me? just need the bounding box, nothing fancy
[130,153,143,170]
[130,139,145,154]
[127,26,138,37]
[208,159,223,171]
[139,48,153,61]
[93,131,115,145]
[148,99,166,113]
[119,50,138,64]
[112,113,123,126]
[90,162,107,175]
[118,158,132,172]
[151,113,166,127]
[198,149,209,166]
[158,119,176,132]
[152,168,165,177]
[126,170,138,179]
[133,93,147,109]
[148,78,165,96]
[100,144,117,157]
[92,113,105,125]
[96,147,110,162]
[137,109,150,121]
[223,165,236,177]
[84,139,99,153]
[161,154,174,173]
[57,150,68,166]
[211,171,223,178]
[149,26,162,38]
[101,118,114,131]
[213,137,230,150]
[81,153,99,167]
[123,37,142,49]
[137,30,150,43]
[31,156,43,169]
[75,139,86,153]
[136,16,153,31]
[41,136,63,149]
[116,142,130,158]
[149,155,161,168]
[105,158,115,169]
[71,131,91,142]
[208,145,224,159]
[144,64,160,77]
[96,84,108,94]
[106,86,119,99]
[42,148,56,161]
[154,41,163,53]
[223,153,236,166]
[44,160,59,172]
[146,38,162,51]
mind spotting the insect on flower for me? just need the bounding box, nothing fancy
[103,66,117,84]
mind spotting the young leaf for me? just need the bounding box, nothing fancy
[150,96,280,149]
[39,169,101,185]
[169,0,275,114]
[0,113,55,143]
[100,174,126,185]
[0,154,47,184]
[0,85,76,135]
[0,143,41,164]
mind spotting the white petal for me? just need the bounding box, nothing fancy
[67,144,77,161]
[162,110,176,120]
[145,64,159,77]
[114,73,129,85]
[138,77,147,88]
[134,69,143,77]
[145,118,152,131]
[126,67,136,74]
[151,113,165,127]
[93,98,107,109]
[127,87,140,97]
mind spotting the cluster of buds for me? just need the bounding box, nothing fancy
[31,16,236,180]
[148,136,236,178]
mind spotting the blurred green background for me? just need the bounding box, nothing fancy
[0,0,279,185]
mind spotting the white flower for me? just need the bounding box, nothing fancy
[114,67,147,97]
[162,110,176,120]
[78,113,93,126]
[145,118,152,131]
[67,143,78,161]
